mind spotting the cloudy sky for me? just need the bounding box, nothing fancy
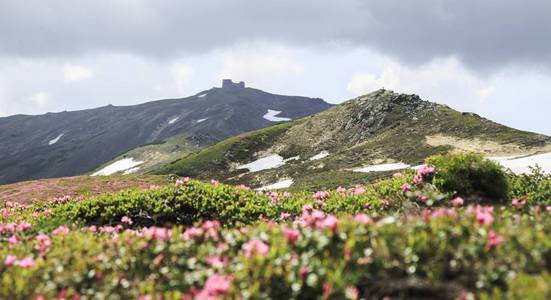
[0,0,550,134]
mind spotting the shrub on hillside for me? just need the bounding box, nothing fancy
[426,153,509,202]
[508,166,551,206]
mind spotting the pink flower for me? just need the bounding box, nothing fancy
[206,256,228,268]
[175,177,190,186]
[17,222,32,231]
[318,215,339,232]
[352,186,366,196]
[8,234,18,245]
[4,255,17,266]
[88,225,97,232]
[345,286,360,300]
[182,227,203,240]
[243,239,269,257]
[52,225,70,236]
[143,227,171,241]
[313,191,330,200]
[417,165,435,177]
[121,216,133,225]
[282,191,292,197]
[393,172,404,178]
[416,195,427,203]
[283,228,300,245]
[511,198,526,209]
[400,183,412,192]
[210,179,220,185]
[474,206,494,226]
[353,214,373,224]
[486,230,504,250]
[16,256,35,268]
[35,234,51,253]
[413,175,423,185]
[280,212,291,220]
[451,197,464,207]
[336,186,347,194]
[196,274,232,299]
[381,199,391,206]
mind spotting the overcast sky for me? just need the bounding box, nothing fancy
[0,0,550,135]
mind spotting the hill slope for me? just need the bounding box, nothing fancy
[0,80,331,184]
[155,89,551,190]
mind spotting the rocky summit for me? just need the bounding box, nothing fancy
[155,89,551,190]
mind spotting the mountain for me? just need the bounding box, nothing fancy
[0,80,332,184]
[155,89,551,190]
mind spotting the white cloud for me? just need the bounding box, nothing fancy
[29,91,50,108]
[347,57,497,108]
[63,64,94,83]
[217,43,304,84]
[0,84,7,116]
[170,63,194,95]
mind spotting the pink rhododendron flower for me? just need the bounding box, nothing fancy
[486,230,504,250]
[353,214,373,224]
[400,183,412,192]
[282,191,292,197]
[243,239,269,257]
[4,255,17,266]
[210,179,220,185]
[280,212,291,220]
[352,185,366,196]
[393,172,404,178]
[16,256,35,268]
[473,206,494,226]
[88,225,97,232]
[416,195,427,203]
[413,175,423,185]
[511,198,526,209]
[381,199,391,206]
[313,191,330,200]
[35,234,51,253]
[417,165,435,177]
[283,228,300,245]
[318,215,339,232]
[143,227,171,241]
[182,227,203,240]
[206,256,228,268]
[121,216,133,225]
[196,274,232,299]
[345,286,360,300]
[302,204,314,212]
[52,225,70,236]
[451,197,464,207]
[17,222,32,231]
[8,234,18,245]
[175,177,190,186]
[336,186,347,194]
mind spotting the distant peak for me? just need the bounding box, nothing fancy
[222,79,245,89]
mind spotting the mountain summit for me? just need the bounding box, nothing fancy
[156,89,551,190]
[0,81,331,184]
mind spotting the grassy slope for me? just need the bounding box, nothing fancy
[0,175,170,205]
[154,91,551,191]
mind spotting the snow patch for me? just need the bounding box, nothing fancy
[197,93,207,98]
[48,133,64,145]
[256,179,294,190]
[92,158,144,176]
[263,109,292,122]
[123,167,141,175]
[490,152,551,174]
[284,156,300,162]
[353,162,411,173]
[309,151,329,161]
[168,117,179,124]
[197,118,207,123]
[237,154,285,172]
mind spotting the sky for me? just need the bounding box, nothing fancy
[0,0,550,135]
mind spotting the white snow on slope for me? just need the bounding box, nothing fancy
[197,93,207,98]
[490,152,551,174]
[238,154,285,172]
[256,179,294,190]
[309,151,329,161]
[263,109,292,122]
[92,158,144,176]
[123,167,141,175]
[353,162,411,173]
[48,133,64,145]
[197,118,207,123]
[168,117,179,124]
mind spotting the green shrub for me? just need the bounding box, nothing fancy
[426,152,509,202]
[508,166,551,205]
